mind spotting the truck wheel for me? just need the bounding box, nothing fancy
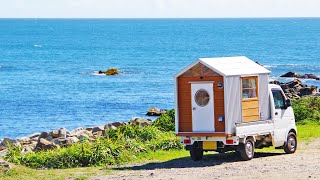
[239,138,254,161]
[284,132,297,154]
[190,146,203,161]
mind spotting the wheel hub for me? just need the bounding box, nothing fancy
[245,142,253,158]
[288,136,296,151]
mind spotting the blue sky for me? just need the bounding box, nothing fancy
[0,0,319,18]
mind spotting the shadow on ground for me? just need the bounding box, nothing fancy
[112,152,285,170]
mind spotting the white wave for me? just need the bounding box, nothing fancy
[263,65,276,68]
[81,71,106,76]
[34,44,42,48]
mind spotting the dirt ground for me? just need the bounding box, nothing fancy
[92,139,320,180]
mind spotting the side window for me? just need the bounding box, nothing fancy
[242,77,258,99]
[272,90,285,109]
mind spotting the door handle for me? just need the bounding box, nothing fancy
[275,112,278,115]
[193,107,196,111]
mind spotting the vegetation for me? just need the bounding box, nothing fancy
[152,109,175,131]
[291,97,320,124]
[5,112,182,169]
[2,96,320,176]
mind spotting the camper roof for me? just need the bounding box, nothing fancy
[176,56,270,77]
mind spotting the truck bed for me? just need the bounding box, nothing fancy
[235,120,274,138]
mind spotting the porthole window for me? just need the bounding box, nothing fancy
[195,89,210,107]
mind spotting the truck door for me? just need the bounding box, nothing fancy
[272,89,290,147]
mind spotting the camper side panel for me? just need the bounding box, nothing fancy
[177,76,225,132]
[225,76,242,134]
[259,74,271,119]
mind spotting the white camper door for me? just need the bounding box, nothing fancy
[191,83,215,132]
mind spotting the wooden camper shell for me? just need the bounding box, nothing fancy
[174,56,271,136]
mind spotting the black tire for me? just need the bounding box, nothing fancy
[284,132,297,154]
[190,146,203,161]
[239,138,255,161]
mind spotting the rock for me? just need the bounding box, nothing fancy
[79,134,90,140]
[130,117,152,127]
[17,137,31,144]
[0,145,6,151]
[53,137,79,146]
[92,131,103,137]
[92,126,105,134]
[68,137,79,144]
[0,159,11,169]
[21,146,33,154]
[70,127,84,135]
[1,138,21,148]
[270,79,319,99]
[51,130,60,138]
[39,132,49,140]
[99,68,119,76]
[280,72,302,78]
[45,135,53,141]
[51,128,68,138]
[280,72,320,80]
[306,74,320,80]
[70,128,92,139]
[109,122,125,128]
[104,122,125,131]
[299,86,318,96]
[86,127,93,131]
[59,128,68,138]
[35,138,56,151]
[29,132,40,139]
[146,107,166,116]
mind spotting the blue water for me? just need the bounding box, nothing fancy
[0,18,319,139]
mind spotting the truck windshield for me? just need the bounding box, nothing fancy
[272,90,285,109]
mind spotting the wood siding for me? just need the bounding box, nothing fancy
[178,63,225,132]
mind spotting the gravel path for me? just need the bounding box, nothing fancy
[92,139,320,180]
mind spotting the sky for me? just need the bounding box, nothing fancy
[0,0,319,18]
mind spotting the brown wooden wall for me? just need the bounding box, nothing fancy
[177,63,225,132]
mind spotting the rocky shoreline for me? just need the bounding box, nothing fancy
[0,107,168,158]
[270,78,319,99]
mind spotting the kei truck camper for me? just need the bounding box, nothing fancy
[174,56,297,161]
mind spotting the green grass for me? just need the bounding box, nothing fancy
[297,122,320,142]
[0,150,189,180]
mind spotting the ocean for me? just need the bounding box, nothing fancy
[0,18,319,139]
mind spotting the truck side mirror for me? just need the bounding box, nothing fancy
[286,99,291,107]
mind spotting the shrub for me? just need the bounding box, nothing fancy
[152,109,175,131]
[291,97,320,124]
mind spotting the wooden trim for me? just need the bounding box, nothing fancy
[241,76,259,100]
[176,132,233,137]
[189,81,215,84]
[242,97,259,102]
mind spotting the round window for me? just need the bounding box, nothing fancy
[195,89,210,107]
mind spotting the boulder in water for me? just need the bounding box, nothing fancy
[98,68,119,75]
[280,72,319,80]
